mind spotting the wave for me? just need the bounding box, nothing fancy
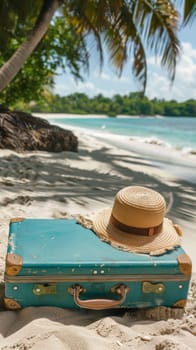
[181,147,196,155]
[51,120,196,160]
[129,135,196,156]
[129,136,171,148]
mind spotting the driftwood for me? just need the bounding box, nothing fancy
[0,106,78,152]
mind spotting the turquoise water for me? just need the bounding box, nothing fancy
[52,117,196,152]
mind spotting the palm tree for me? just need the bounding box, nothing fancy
[0,0,59,92]
[0,0,195,93]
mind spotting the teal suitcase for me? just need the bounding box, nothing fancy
[4,218,192,310]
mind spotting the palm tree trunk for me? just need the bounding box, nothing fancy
[0,0,59,92]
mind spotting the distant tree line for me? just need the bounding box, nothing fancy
[30,92,196,117]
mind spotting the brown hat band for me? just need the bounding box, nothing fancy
[109,215,163,237]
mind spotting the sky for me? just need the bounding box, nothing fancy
[54,18,196,102]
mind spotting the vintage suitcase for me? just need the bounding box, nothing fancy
[4,218,192,310]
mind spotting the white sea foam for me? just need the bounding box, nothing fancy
[129,136,196,155]
[181,146,196,155]
[129,136,171,148]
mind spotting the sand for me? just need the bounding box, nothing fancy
[0,124,195,349]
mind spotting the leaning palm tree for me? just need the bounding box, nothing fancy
[0,0,195,93]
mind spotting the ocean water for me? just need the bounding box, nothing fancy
[51,116,196,154]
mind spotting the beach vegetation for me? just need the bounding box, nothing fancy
[0,0,195,102]
[29,92,196,117]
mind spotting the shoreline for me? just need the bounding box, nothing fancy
[34,112,196,158]
[33,112,196,119]
[51,121,196,185]
[33,113,157,119]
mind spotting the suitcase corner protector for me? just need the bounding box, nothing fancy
[4,298,22,310]
[10,217,25,224]
[6,254,23,276]
[172,299,187,308]
[177,254,192,276]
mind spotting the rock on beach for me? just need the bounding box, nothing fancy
[0,106,78,153]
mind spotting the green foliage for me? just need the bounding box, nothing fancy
[0,15,89,106]
[28,92,196,117]
[0,0,42,50]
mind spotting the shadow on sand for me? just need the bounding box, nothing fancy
[0,143,195,224]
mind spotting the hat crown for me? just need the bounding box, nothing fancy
[112,186,166,228]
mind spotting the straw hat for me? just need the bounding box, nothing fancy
[93,186,181,255]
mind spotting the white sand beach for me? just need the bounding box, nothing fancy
[0,122,195,349]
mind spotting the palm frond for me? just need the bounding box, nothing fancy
[182,0,196,25]
[132,0,180,82]
[62,1,104,69]
[133,35,147,93]
[104,2,147,92]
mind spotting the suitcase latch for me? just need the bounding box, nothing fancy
[33,283,56,295]
[142,282,166,294]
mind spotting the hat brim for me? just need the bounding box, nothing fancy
[93,208,181,256]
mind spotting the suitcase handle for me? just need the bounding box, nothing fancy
[72,284,129,310]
